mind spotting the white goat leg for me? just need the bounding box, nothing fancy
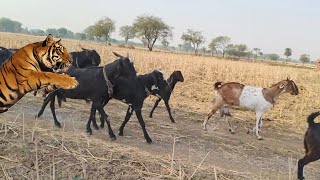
[225,116,235,134]
[255,112,263,140]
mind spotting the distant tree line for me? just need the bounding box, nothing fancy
[0,16,314,63]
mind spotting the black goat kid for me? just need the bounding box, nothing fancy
[149,70,184,123]
[298,111,320,180]
[36,52,136,141]
[112,69,168,143]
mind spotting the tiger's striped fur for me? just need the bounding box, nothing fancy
[0,34,78,113]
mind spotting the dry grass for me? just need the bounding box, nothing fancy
[0,31,319,179]
[1,32,319,132]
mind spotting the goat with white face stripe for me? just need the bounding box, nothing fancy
[204,78,299,140]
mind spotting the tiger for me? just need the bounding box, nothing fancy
[0,34,78,113]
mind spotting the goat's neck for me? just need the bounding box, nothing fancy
[263,85,284,103]
[167,76,179,90]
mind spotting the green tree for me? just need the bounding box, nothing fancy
[29,29,45,36]
[266,54,280,61]
[133,15,172,51]
[119,25,135,44]
[0,17,22,32]
[85,17,116,43]
[284,48,292,60]
[299,54,310,64]
[161,39,169,49]
[181,29,205,55]
[45,28,57,35]
[208,40,218,56]
[227,44,248,57]
[209,36,231,58]
[253,48,260,58]
[75,33,87,40]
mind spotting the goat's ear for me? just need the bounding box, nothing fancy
[287,77,290,80]
[279,84,285,89]
[113,52,123,58]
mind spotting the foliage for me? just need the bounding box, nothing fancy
[161,39,169,49]
[181,29,205,55]
[133,15,172,51]
[0,17,22,33]
[75,33,87,40]
[264,53,280,61]
[119,25,135,44]
[226,44,249,57]
[29,29,45,36]
[85,17,116,43]
[299,54,310,64]
[209,36,231,58]
[284,48,292,59]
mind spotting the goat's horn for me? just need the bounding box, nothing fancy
[112,52,123,58]
[126,52,129,58]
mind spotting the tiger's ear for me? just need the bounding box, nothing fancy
[43,34,54,47]
[56,39,61,44]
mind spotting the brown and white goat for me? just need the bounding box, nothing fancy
[204,78,299,140]
[298,112,320,180]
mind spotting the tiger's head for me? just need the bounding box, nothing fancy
[37,34,73,71]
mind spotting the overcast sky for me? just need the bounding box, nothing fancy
[0,0,319,60]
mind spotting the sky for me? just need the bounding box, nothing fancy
[0,0,319,60]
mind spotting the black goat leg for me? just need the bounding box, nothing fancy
[86,105,96,135]
[134,106,152,144]
[298,154,320,180]
[164,99,175,123]
[49,96,61,128]
[149,98,161,118]
[119,105,133,136]
[96,106,116,140]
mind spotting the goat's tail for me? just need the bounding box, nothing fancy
[214,82,223,90]
[307,111,320,127]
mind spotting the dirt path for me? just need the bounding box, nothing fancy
[4,94,320,179]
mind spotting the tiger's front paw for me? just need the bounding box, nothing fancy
[57,75,78,89]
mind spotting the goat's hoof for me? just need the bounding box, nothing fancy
[203,127,208,131]
[55,123,61,128]
[257,136,263,140]
[100,124,104,128]
[110,136,117,141]
[171,119,175,123]
[149,115,153,118]
[146,139,153,144]
[118,132,124,136]
[229,129,235,134]
[93,124,99,130]
[86,129,92,135]
[246,129,250,134]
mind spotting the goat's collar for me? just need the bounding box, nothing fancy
[103,65,114,98]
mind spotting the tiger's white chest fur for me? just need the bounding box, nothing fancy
[239,86,273,112]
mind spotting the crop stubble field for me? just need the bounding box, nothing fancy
[0,32,319,179]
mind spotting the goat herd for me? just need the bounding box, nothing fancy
[0,41,319,179]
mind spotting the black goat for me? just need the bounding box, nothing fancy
[298,111,320,180]
[71,48,101,68]
[86,69,167,143]
[36,52,137,140]
[0,47,16,65]
[149,70,184,123]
